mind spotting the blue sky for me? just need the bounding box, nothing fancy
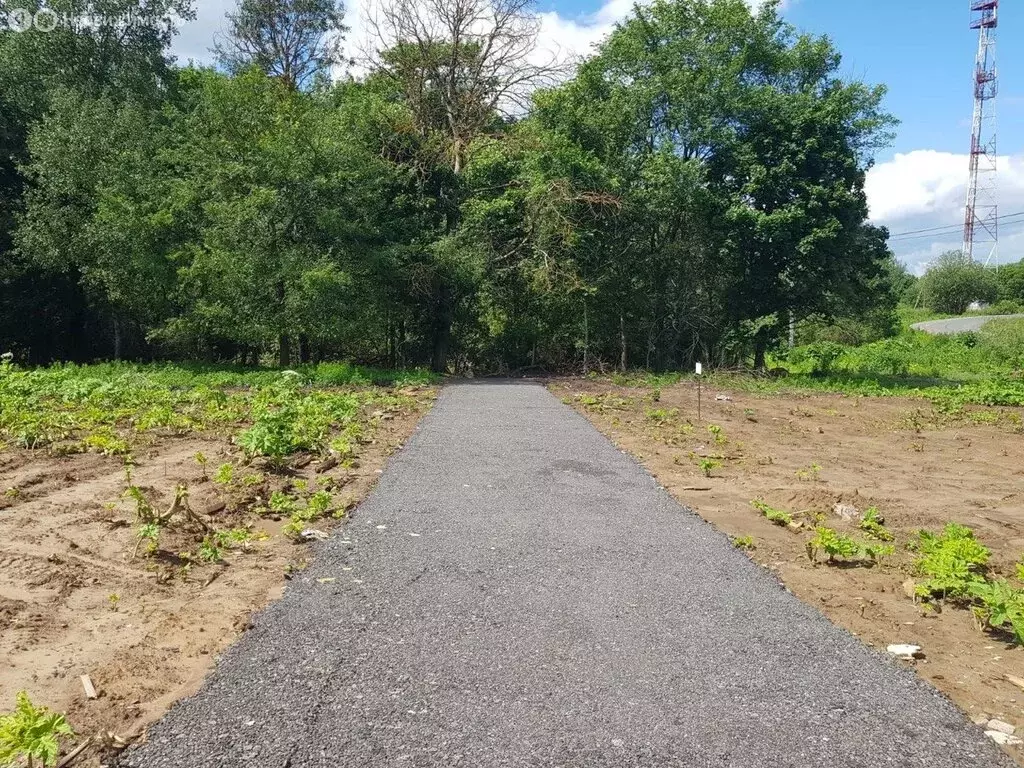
[175,0,1024,271]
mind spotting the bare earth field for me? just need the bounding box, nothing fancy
[552,377,1024,764]
[0,388,433,765]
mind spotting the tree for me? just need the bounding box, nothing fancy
[531,0,894,369]
[214,0,347,90]
[161,69,395,365]
[0,0,193,361]
[919,251,999,315]
[364,0,559,370]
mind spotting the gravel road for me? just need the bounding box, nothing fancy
[912,314,1024,334]
[120,382,1012,768]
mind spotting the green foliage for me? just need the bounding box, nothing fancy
[807,526,860,562]
[912,523,990,599]
[268,490,297,515]
[806,526,893,564]
[795,463,822,482]
[787,342,846,375]
[858,507,894,541]
[970,580,1024,645]
[732,535,755,551]
[0,691,74,768]
[213,463,234,485]
[136,523,161,556]
[196,536,224,563]
[750,499,793,527]
[918,251,999,315]
[697,457,721,478]
[2,0,892,374]
[977,318,1024,370]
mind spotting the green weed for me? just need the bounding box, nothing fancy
[707,424,726,444]
[795,463,822,482]
[858,507,894,541]
[750,499,793,527]
[970,579,1024,645]
[697,457,721,478]
[732,535,756,551]
[912,523,990,600]
[0,691,74,768]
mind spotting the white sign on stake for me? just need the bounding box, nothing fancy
[695,362,703,375]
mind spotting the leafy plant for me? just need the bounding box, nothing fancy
[707,424,726,444]
[858,507,894,541]
[306,490,333,516]
[194,451,208,479]
[0,691,74,768]
[970,579,1024,645]
[135,522,161,557]
[732,535,755,551]
[795,463,822,482]
[697,457,721,478]
[806,527,860,563]
[750,499,793,527]
[268,490,295,515]
[912,523,990,599]
[196,536,223,563]
[213,462,234,485]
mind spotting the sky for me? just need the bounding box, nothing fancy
[172,0,1024,274]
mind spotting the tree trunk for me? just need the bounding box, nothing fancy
[582,303,589,374]
[298,334,310,364]
[430,284,452,373]
[619,313,627,372]
[753,333,767,371]
[113,318,122,361]
[278,333,291,368]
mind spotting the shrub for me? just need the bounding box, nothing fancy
[912,523,990,599]
[977,317,1024,370]
[918,251,998,315]
[786,341,847,375]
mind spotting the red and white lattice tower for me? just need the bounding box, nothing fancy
[963,0,999,264]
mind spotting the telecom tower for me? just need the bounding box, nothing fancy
[963,0,998,264]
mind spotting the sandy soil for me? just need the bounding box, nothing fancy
[552,378,1024,763]
[0,388,434,765]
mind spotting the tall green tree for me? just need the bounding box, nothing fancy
[214,0,347,90]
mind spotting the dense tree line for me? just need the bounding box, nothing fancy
[1,0,904,371]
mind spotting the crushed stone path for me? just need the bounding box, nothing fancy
[121,381,1011,768]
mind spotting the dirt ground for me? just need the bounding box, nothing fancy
[552,377,1024,763]
[0,389,433,765]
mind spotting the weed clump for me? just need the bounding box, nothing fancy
[911,523,990,599]
[750,499,793,527]
[0,691,74,767]
[858,507,894,541]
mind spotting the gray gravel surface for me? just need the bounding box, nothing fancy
[912,314,1024,334]
[120,381,1012,768]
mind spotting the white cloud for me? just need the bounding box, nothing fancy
[172,0,232,65]
[865,150,1024,273]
